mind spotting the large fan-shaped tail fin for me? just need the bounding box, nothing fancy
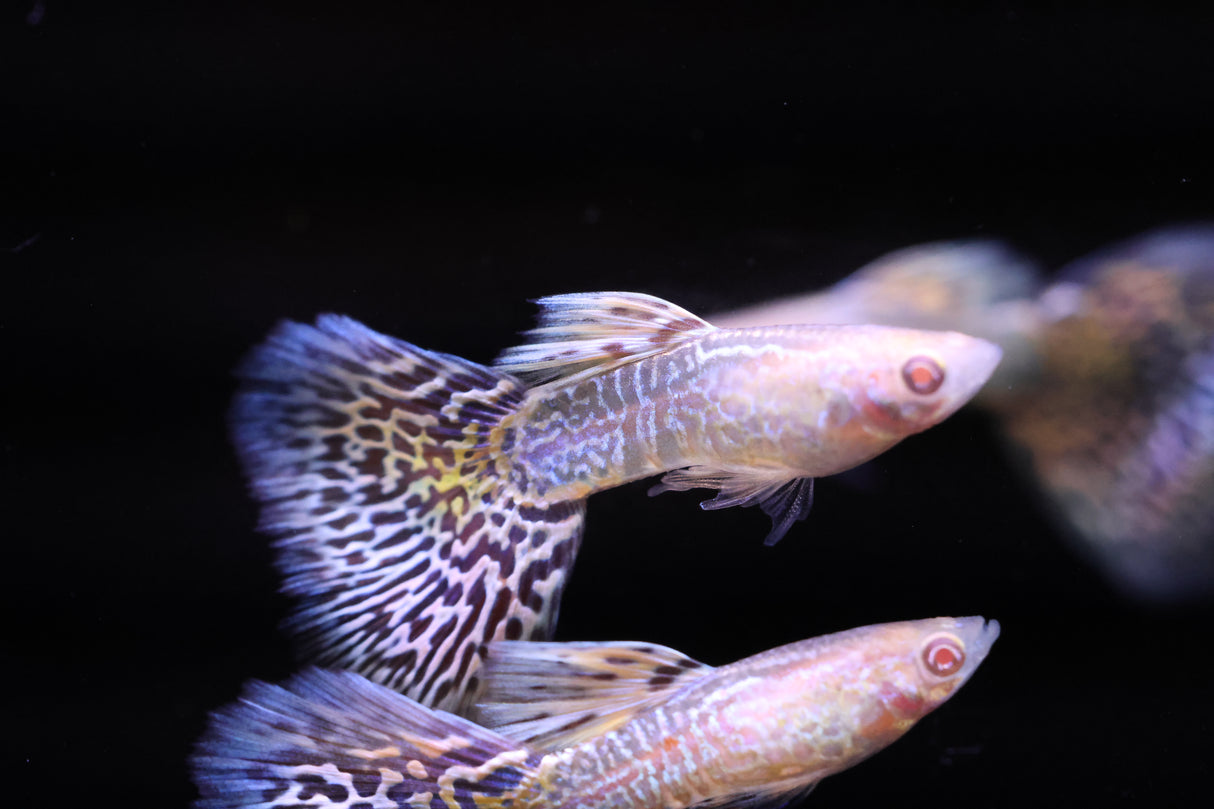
[232,316,584,712]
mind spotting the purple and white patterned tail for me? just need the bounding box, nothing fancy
[193,668,541,809]
[232,316,584,713]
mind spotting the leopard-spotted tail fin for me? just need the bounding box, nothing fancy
[232,316,584,713]
[194,668,541,809]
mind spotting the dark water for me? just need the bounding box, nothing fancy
[6,4,1213,806]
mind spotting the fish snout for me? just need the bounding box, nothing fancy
[936,333,1003,415]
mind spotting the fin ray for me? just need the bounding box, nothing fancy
[649,466,815,545]
[494,291,715,384]
[474,640,713,750]
[688,782,818,809]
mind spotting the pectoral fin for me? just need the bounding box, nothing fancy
[494,291,715,384]
[650,467,815,545]
[473,640,713,751]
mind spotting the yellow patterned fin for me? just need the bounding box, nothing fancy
[193,669,540,809]
[473,640,714,751]
[494,291,715,385]
[232,315,585,713]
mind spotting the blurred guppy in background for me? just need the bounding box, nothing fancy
[717,225,1214,602]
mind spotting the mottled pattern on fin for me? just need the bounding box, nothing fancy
[193,668,540,809]
[1010,227,1214,600]
[687,781,818,809]
[649,466,815,545]
[473,640,713,750]
[232,316,586,713]
[494,291,715,385]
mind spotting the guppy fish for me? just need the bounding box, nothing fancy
[995,227,1214,601]
[193,616,999,809]
[712,239,1042,396]
[716,226,1214,602]
[232,292,1001,711]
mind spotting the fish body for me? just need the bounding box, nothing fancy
[711,240,1043,395]
[716,228,1214,601]
[193,617,999,809]
[232,292,1000,711]
[505,319,1003,503]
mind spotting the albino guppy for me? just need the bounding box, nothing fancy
[716,227,1214,602]
[193,617,999,809]
[232,292,1001,711]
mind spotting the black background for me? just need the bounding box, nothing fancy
[6,3,1213,807]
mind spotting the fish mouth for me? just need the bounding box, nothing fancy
[924,334,1002,422]
[961,335,1000,383]
[947,335,1004,402]
[957,616,1001,674]
[970,339,1005,382]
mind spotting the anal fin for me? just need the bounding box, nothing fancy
[650,466,815,545]
[688,781,818,809]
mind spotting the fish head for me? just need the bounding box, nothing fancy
[726,617,999,783]
[846,328,1003,439]
[852,616,1000,750]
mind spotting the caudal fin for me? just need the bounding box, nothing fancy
[194,669,540,809]
[231,316,585,712]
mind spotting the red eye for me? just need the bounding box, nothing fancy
[902,356,945,395]
[922,634,965,677]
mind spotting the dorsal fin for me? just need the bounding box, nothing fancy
[494,291,716,385]
[473,640,714,750]
[650,466,815,545]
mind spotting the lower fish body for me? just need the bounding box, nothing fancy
[231,293,999,712]
[193,617,999,809]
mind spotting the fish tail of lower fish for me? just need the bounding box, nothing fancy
[193,668,544,809]
[231,316,585,713]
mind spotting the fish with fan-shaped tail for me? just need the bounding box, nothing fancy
[231,292,1001,712]
[193,616,999,809]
